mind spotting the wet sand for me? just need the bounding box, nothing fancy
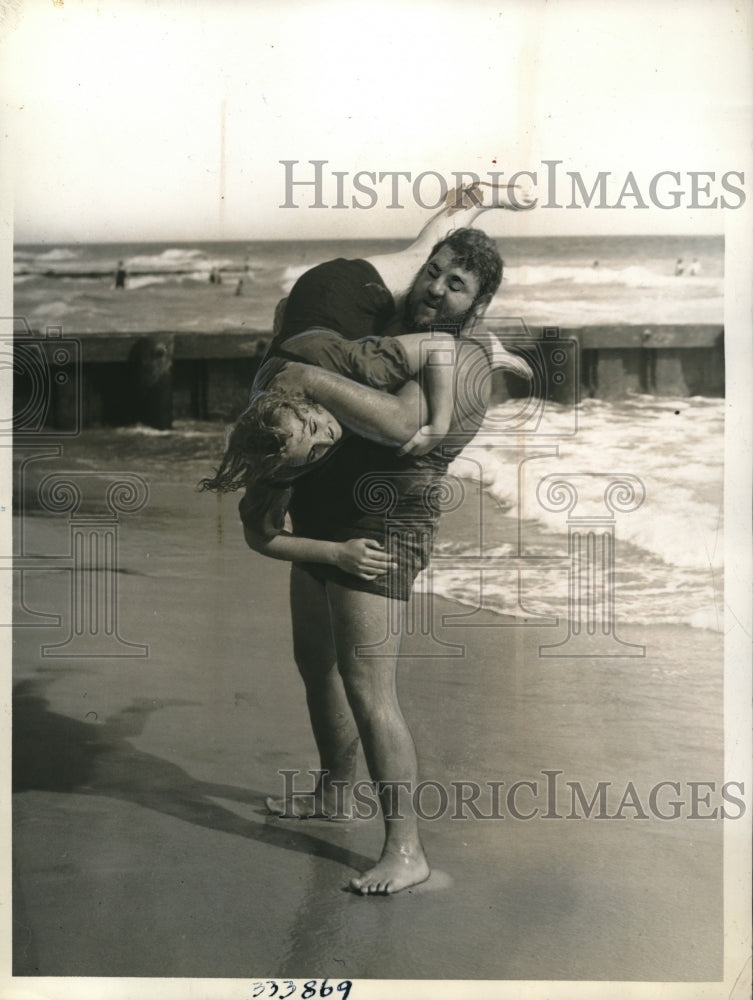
[12,451,724,981]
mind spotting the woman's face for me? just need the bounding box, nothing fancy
[277,401,342,469]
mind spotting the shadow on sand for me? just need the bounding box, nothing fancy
[12,675,374,873]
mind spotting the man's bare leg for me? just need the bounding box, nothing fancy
[265,565,360,819]
[326,581,430,894]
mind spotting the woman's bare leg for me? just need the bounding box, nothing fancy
[365,177,535,301]
[265,565,360,819]
[326,581,430,894]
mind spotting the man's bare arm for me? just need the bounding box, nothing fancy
[275,361,427,445]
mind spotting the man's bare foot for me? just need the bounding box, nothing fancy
[349,849,430,895]
[482,338,534,380]
[265,793,354,822]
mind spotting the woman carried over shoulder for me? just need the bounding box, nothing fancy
[200,178,534,571]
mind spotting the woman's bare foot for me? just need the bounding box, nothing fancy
[349,848,430,895]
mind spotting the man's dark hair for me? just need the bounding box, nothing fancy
[430,227,503,301]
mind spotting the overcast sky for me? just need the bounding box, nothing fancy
[2,0,751,243]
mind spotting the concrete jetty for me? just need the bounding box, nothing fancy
[12,322,724,431]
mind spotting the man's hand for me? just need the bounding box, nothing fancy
[270,360,308,395]
[334,538,397,580]
[396,424,446,457]
[470,333,536,381]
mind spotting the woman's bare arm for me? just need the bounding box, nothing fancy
[392,333,457,455]
[364,178,535,300]
[243,525,397,580]
[240,478,397,579]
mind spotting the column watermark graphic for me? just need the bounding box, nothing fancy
[9,319,151,658]
[36,472,150,658]
[536,473,646,658]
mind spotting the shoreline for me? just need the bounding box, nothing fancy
[12,427,725,636]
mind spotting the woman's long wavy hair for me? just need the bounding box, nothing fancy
[198,385,312,496]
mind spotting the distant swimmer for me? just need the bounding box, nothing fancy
[687,257,701,276]
[209,267,222,285]
[592,260,599,268]
[235,278,244,296]
[115,261,127,289]
[674,258,685,276]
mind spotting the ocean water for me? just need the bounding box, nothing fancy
[14,233,723,331]
[92,388,724,637]
[432,394,724,633]
[13,235,725,632]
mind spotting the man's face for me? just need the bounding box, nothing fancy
[278,401,342,470]
[406,246,485,331]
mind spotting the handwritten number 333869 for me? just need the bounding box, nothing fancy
[251,980,353,1000]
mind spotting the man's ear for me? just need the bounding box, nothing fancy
[471,293,493,319]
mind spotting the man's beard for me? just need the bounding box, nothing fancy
[404,277,475,333]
